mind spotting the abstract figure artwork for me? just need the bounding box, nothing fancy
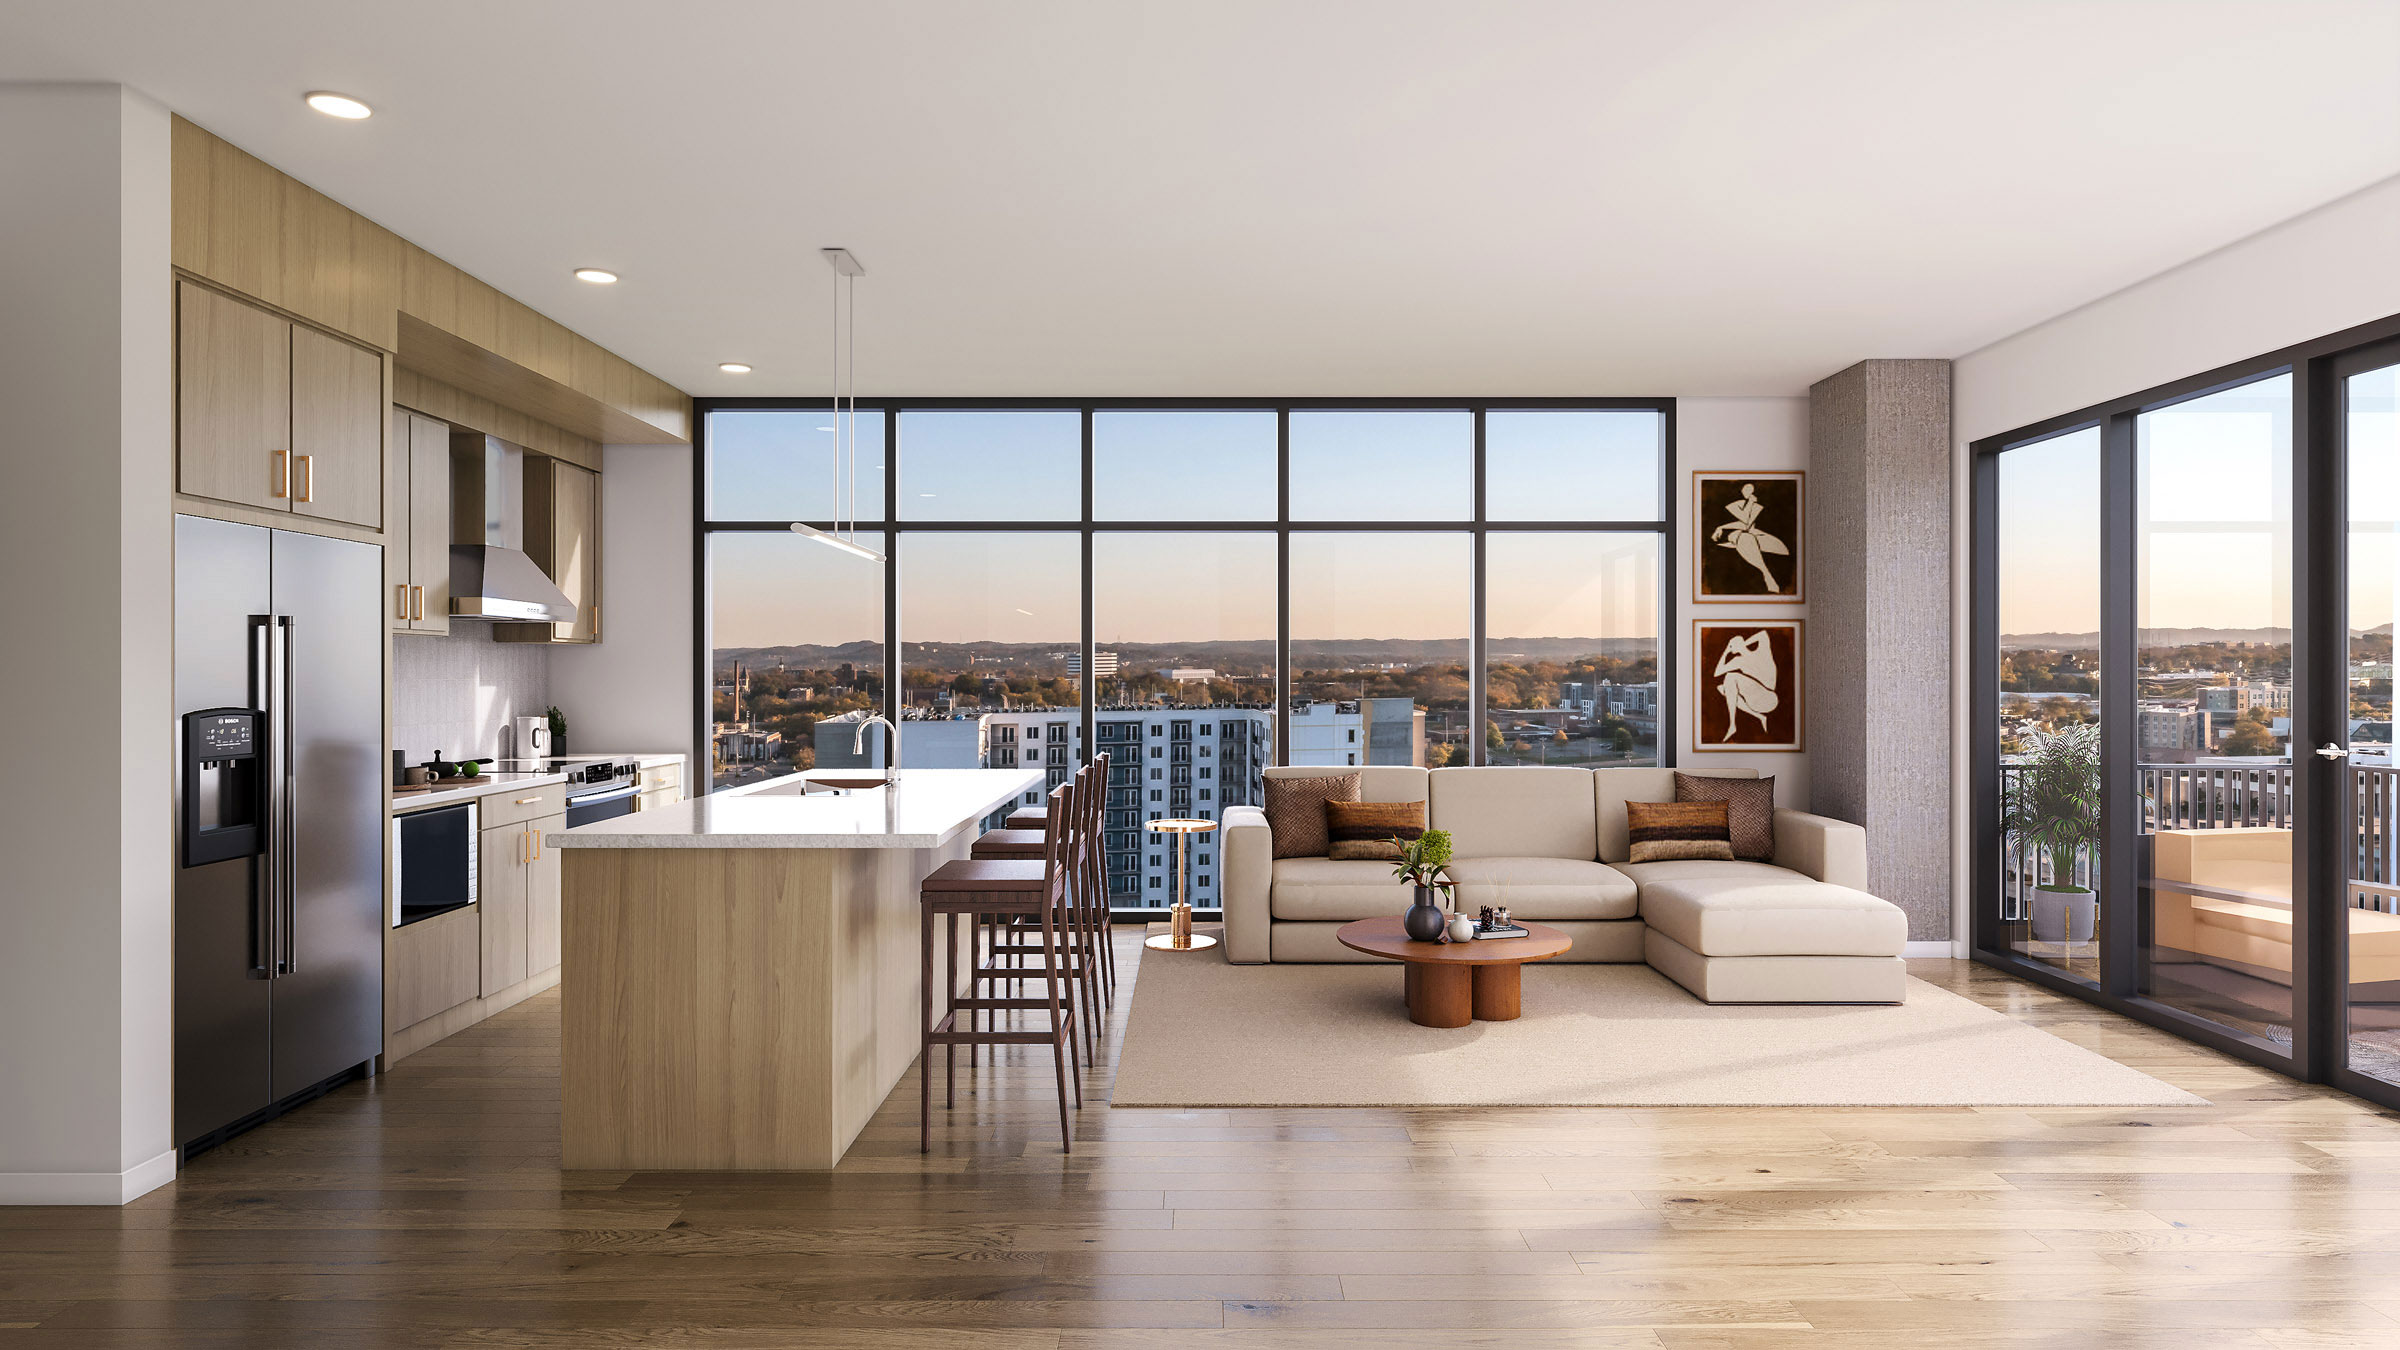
[1694,471,1803,602]
[1693,621,1803,751]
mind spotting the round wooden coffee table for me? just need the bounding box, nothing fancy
[1335,915,1573,1029]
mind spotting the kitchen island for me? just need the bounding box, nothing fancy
[548,768,1043,1170]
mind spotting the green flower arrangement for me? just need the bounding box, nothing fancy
[1392,828,1455,897]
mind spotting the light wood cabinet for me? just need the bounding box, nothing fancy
[480,810,565,996]
[497,457,600,645]
[177,278,384,530]
[177,279,291,510]
[388,903,480,1031]
[388,410,453,635]
[528,816,563,978]
[290,325,384,527]
[478,823,531,997]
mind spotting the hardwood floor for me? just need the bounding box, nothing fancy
[8,937,2400,1347]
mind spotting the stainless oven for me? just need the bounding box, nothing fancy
[565,779,642,827]
[392,800,477,928]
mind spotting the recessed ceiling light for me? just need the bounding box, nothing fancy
[573,268,618,285]
[304,92,372,120]
[718,363,752,374]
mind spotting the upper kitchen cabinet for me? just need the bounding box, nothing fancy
[177,279,384,530]
[176,280,291,511]
[290,325,385,528]
[387,410,452,635]
[497,457,600,645]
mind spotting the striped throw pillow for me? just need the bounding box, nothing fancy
[1625,799,1735,862]
[1324,799,1425,862]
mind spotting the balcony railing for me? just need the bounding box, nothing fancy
[1996,760,2400,921]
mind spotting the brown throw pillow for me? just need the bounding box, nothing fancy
[1626,799,1735,863]
[1324,800,1425,862]
[1263,771,1362,859]
[1674,773,1776,862]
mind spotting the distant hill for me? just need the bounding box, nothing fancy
[1996,627,2380,650]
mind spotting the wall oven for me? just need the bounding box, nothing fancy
[392,800,478,928]
[565,775,642,827]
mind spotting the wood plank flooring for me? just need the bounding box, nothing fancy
[7,938,2400,1347]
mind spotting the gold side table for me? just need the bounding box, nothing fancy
[1143,818,1219,951]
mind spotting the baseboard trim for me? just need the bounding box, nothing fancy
[0,1148,177,1205]
[385,966,561,1066]
[1903,941,1961,959]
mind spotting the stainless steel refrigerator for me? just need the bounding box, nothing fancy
[174,514,384,1149]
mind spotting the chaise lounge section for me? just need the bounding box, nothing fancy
[1221,765,1908,1003]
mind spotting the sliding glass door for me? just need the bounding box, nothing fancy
[1975,315,2400,1107]
[2342,346,2400,1089]
[2134,375,2296,1045]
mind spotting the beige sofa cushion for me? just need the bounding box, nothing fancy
[1445,857,1637,920]
[1430,766,1599,860]
[1639,876,1907,958]
[1593,767,1758,863]
[1614,858,1809,888]
[1268,857,1416,921]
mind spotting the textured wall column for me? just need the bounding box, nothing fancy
[1807,360,1953,941]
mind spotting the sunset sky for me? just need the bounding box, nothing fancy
[706,407,1665,650]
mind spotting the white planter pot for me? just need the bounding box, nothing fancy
[2030,885,2097,945]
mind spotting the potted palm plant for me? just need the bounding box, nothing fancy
[1392,828,1456,942]
[2001,722,2103,949]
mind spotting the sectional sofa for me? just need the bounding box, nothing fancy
[1220,765,1909,1004]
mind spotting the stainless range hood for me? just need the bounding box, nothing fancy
[449,434,576,623]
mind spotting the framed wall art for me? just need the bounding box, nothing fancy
[1694,470,1802,602]
[1693,619,1803,752]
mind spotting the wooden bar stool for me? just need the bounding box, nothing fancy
[979,757,1108,1063]
[919,782,1081,1152]
[970,828,1045,861]
[1004,805,1049,831]
[1071,752,1117,1005]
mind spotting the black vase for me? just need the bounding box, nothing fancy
[1402,886,1448,942]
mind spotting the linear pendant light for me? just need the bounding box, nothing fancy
[791,247,885,563]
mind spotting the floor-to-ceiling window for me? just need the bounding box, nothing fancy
[1992,427,2102,983]
[1974,313,2400,1109]
[700,398,1672,913]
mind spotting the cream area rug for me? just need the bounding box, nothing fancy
[1111,957,2199,1108]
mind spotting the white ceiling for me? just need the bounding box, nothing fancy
[8,0,2399,398]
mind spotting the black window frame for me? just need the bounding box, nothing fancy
[695,395,1676,913]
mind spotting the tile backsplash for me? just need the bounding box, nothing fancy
[393,629,551,765]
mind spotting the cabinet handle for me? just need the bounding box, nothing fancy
[395,584,409,620]
[296,454,313,503]
[591,603,600,642]
[532,828,542,861]
[514,796,543,806]
[271,450,288,499]
[411,585,424,621]
[517,829,527,865]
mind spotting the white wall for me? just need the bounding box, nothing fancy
[549,444,695,759]
[1673,397,1811,810]
[1948,170,2400,949]
[0,83,177,1204]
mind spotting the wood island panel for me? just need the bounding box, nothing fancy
[560,835,972,1171]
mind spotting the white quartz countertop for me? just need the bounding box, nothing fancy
[550,768,1043,850]
[389,752,688,814]
[391,770,571,814]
